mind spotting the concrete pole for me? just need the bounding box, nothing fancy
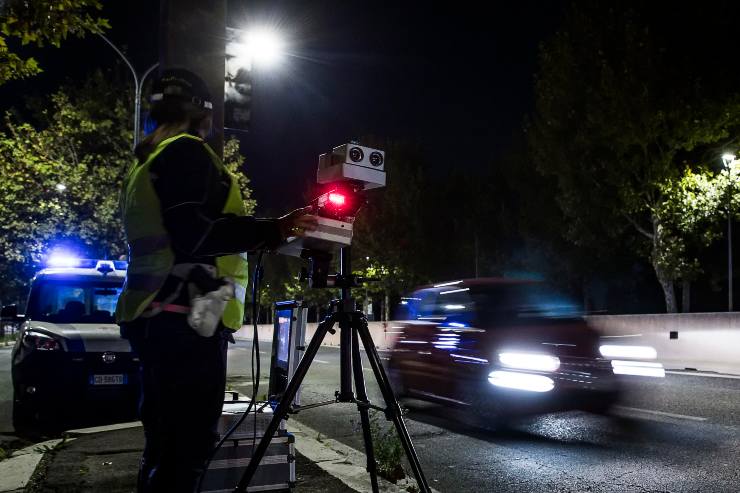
[159,0,226,157]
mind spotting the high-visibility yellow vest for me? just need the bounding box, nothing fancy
[115,133,249,331]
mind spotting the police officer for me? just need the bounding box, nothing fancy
[115,68,316,492]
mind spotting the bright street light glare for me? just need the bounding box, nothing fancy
[243,28,284,68]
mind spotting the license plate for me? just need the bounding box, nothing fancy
[89,374,127,385]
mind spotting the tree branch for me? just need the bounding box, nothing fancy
[623,213,654,240]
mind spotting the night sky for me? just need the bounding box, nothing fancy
[0,1,566,213]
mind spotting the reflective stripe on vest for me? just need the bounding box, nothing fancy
[115,133,250,330]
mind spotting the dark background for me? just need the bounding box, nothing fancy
[0,1,566,212]
[6,1,730,314]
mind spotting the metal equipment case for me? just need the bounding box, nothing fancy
[202,397,295,492]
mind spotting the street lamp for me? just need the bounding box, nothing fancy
[97,33,158,148]
[228,27,285,71]
[722,153,738,311]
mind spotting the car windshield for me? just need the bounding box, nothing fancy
[475,283,584,321]
[397,282,583,326]
[27,279,124,324]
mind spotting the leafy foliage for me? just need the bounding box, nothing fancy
[0,0,109,84]
[352,140,431,298]
[0,71,131,301]
[368,410,405,482]
[223,137,257,215]
[0,71,256,304]
[529,2,740,311]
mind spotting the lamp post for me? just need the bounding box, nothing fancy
[722,153,737,311]
[97,33,158,148]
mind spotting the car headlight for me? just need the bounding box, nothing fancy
[498,352,560,372]
[611,360,665,377]
[488,371,555,392]
[599,345,657,359]
[23,330,63,351]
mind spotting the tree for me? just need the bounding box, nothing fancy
[352,140,433,317]
[0,71,255,304]
[0,0,109,84]
[0,71,131,302]
[223,137,257,215]
[529,2,740,312]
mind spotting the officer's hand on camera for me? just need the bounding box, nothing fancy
[278,207,319,239]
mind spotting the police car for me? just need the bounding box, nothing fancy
[10,257,140,433]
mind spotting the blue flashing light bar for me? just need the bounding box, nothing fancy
[47,254,81,268]
[46,255,111,270]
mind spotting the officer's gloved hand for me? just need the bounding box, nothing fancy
[278,206,319,239]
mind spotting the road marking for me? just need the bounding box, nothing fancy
[314,359,330,364]
[614,405,707,422]
[666,370,740,380]
[380,357,390,361]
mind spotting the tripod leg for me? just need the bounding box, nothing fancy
[354,313,432,493]
[351,326,380,493]
[234,314,336,493]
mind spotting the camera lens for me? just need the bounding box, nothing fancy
[369,152,384,167]
[349,147,364,162]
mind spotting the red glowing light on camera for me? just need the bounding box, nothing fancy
[328,193,346,206]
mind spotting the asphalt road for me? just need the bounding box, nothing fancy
[226,340,740,493]
[1,341,738,491]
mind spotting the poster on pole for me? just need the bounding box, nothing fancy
[225,27,252,132]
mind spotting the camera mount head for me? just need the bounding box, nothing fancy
[317,143,386,190]
[276,143,386,289]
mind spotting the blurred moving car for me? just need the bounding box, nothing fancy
[6,257,139,433]
[389,278,636,422]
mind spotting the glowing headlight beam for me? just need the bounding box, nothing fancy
[611,360,665,377]
[488,370,555,392]
[499,352,560,372]
[433,280,463,288]
[440,288,470,295]
[599,345,657,360]
[444,304,466,310]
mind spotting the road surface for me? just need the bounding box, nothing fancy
[2,340,738,491]
[227,340,740,493]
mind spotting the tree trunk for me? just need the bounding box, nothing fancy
[681,279,691,313]
[651,217,678,313]
[384,292,390,322]
[653,263,677,313]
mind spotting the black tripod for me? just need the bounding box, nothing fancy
[234,247,431,493]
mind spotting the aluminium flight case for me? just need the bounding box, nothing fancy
[202,395,294,492]
[200,434,295,492]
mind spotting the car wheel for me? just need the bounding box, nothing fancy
[12,397,37,435]
[457,387,507,430]
[583,391,620,415]
[387,360,408,398]
[14,394,64,437]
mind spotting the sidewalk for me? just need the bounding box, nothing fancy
[6,420,423,492]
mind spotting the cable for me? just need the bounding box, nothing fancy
[251,256,264,459]
[197,250,265,493]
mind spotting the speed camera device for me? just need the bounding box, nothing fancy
[278,143,386,262]
[317,144,386,189]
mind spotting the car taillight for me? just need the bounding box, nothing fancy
[23,330,63,351]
